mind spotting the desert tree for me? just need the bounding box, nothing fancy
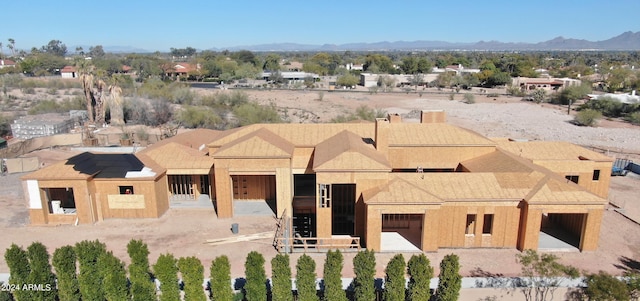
[296,254,318,301]
[178,256,206,301]
[271,254,293,301]
[322,250,347,301]
[407,254,434,301]
[244,251,267,301]
[5,244,31,301]
[383,254,405,301]
[210,255,233,301]
[27,242,57,301]
[515,250,579,301]
[98,251,129,301]
[435,254,461,301]
[127,239,156,301]
[154,253,180,301]
[53,245,80,301]
[75,240,107,301]
[353,249,376,301]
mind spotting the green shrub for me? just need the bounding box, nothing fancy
[353,249,376,301]
[27,242,57,301]
[210,256,233,301]
[295,255,318,301]
[271,254,293,301]
[127,239,156,301]
[153,253,180,301]
[435,254,461,301]
[75,240,107,301]
[244,251,267,301]
[407,254,434,301]
[98,251,129,301]
[584,271,629,301]
[322,250,347,301]
[5,244,31,301]
[574,109,602,127]
[463,93,475,104]
[383,254,405,301]
[178,256,206,301]
[53,245,80,301]
[627,111,640,125]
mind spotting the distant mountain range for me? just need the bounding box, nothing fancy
[100,31,640,53]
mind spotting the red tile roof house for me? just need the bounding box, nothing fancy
[60,66,78,78]
[0,59,16,69]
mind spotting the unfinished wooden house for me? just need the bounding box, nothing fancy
[22,111,613,252]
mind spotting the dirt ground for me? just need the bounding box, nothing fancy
[2,89,640,300]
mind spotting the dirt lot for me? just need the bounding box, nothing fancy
[2,89,640,290]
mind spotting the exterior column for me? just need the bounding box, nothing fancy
[365,206,382,251]
[421,209,439,251]
[214,168,233,218]
[517,204,542,251]
[580,209,604,251]
[193,175,201,199]
[275,168,292,218]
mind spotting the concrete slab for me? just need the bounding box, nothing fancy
[538,231,579,252]
[234,200,275,216]
[380,232,421,252]
[170,194,213,209]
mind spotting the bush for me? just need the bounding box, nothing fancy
[353,249,376,301]
[295,255,318,301]
[271,254,293,301]
[233,102,282,126]
[383,254,405,301]
[244,251,267,301]
[435,254,461,301]
[210,256,233,301]
[75,240,107,301]
[154,253,180,301]
[627,111,640,125]
[178,256,206,301]
[27,242,57,301]
[5,244,31,301]
[463,93,475,104]
[584,271,629,301]
[322,250,347,301]
[574,109,602,127]
[407,254,434,301]
[127,239,155,301]
[176,105,222,129]
[53,245,80,301]
[98,251,129,300]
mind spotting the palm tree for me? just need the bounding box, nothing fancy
[7,38,15,57]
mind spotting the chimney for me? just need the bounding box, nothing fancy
[375,118,390,157]
[387,113,402,123]
[420,110,446,123]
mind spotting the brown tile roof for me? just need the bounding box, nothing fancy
[213,128,294,158]
[313,130,391,171]
[389,123,495,146]
[496,140,613,162]
[61,66,77,73]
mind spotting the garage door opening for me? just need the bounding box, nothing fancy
[381,214,422,252]
[539,213,583,251]
[232,175,277,215]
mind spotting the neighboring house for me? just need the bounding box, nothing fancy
[359,73,438,88]
[60,66,78,78]
[166,63,200,78]
[344,63,364,71]
[282,61,304,71]
[513,76,581,92]
[261,71,320,84]
[432,64,481,75]
[22,112,612,253]
[0,59,16,69]
[10,113,81,139]
[587,90,639,104]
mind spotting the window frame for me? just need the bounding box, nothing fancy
[482,214,494,235]
[592,170,600,181]
[119,186,134,195]
[465,214,476,236]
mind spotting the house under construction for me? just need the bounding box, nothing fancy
[22,110,612,252]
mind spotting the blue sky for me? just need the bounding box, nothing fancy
[3,0,639,52]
